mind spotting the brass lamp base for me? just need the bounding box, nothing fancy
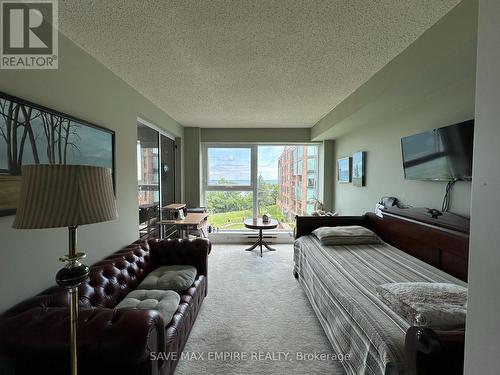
[56,253,89,288]
[55,226,89,375]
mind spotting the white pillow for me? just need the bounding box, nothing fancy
[312,225,381,245]
[376,282,467,329]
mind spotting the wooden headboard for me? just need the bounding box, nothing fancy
[295,212,469,281]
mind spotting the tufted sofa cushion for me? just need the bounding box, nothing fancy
[115,289,180,325]
[77,240,155,308]
[138,265,197,292]
[149,238,209,276]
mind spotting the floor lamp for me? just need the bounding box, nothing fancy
[12,165,118,375]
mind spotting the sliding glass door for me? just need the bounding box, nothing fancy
[137,123,160,238]
[137,122,176,238]
[203,144,320,231]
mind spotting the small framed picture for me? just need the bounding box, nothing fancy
[352,151,366,187]
[337,157,351,183]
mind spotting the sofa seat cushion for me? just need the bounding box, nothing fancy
[138,265,197,292]
[115,289,180,325]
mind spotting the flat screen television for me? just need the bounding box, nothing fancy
[401,120,474,181]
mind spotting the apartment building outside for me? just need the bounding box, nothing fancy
[137,143,159,206]
[277,145,319,222]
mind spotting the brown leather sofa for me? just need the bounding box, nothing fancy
[0,238,210,375]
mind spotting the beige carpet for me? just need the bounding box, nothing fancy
[175,244,346,375]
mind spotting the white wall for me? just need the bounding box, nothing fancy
[464,0,500,372]
[0,34,183,312]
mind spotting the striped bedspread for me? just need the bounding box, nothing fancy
[294,235,466,375]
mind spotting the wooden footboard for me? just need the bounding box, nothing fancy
[405,326,465,375]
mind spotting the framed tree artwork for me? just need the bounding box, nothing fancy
[0,91,115,217]
[337,156,351,183]
[352,151,366,187]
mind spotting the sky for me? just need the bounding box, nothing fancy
[208,146,285,182]
[258,146,285,180]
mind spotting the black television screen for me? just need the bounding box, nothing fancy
[401,120,474,181]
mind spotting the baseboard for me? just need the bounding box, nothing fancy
[208,231,294,244]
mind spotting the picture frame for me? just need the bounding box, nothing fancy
[337,156,351,183]
[352,151,366,187]
[0,91,115,217]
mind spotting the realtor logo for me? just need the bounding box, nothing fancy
[1,0,58,69]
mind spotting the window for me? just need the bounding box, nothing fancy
[207,148,251,187]
[307,177,316,188]
[307,145,317,156]
[307,157,317,173]
[203,145,256,229]
[203,144,321,231]
[307,188,315,200]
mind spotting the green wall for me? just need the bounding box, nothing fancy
[312,0,477,142]
[0,34,183,312]
[184,127,202,207]
[321,140,335,211]
[333,76,474,216]
[200,127,310,143]
[314,0,477,216]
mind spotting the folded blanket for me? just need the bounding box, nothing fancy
[376,282,467,329]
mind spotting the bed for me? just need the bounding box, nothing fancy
[294,210,469,375]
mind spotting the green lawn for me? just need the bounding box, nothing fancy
[208,209,252,229]
[208,205,288,229]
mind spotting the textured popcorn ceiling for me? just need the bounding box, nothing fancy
[59,0,460,128]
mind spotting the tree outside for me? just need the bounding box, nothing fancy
[206,176,287,230]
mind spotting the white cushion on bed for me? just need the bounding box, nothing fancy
[376,282,467,329]
[312,225,381,245]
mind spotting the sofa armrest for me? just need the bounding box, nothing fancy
[0,307,165,366]
[148,238,210,277]
[405,326,465,375]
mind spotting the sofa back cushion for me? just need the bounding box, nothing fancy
[78,240,156,309]
[149,238,209,277]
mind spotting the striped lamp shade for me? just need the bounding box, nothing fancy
[12,165,118,229]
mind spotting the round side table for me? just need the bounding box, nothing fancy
[243,218,278,257]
